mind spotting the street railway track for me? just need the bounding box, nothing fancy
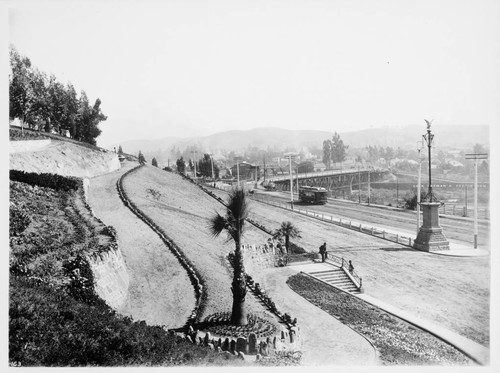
[251,191,490,249]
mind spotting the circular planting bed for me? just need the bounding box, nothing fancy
[194,312,278,339]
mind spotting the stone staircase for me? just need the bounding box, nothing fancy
[308,268,361,294]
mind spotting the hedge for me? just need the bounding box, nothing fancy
[10,170,79,192]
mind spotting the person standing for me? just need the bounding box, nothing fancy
[319,242,327,262]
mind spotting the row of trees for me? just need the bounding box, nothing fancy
[322,132,348,169]
[175,154,220,178]
[9,46,107,145]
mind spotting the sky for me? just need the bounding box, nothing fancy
[4,0,500,147]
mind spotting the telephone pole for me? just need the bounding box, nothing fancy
[465,153,488,248]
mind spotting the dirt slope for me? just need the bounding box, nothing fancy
[87,162,196,328]
[10,140,120,178]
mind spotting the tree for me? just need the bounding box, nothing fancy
[188,159,194,172]
[9,46,106,144]
[176,157,186,174]
[297,161,314,174]
[152,157,158,167]
[383,146,394,162]
[331,132,348,168]
[473,143,487,154]
[197,154,219,178]
[322,139,332,169]
[273,221,301,254]
[208,188,249,326]
[404,190,426,210]
[138,150,146,164]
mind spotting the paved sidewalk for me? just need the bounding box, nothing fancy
[357,294,490,365]
[258,266,378,366]
[288,261,490,366]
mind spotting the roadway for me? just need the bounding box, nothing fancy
[251,190,490,250]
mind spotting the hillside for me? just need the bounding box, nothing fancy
[113,125,489,160]
[10,139,121,178]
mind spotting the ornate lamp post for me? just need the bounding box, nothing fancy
[413,120,450,252]
[423,120,436,202]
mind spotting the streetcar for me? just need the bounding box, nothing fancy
[299,186,328,204]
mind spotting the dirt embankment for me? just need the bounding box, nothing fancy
[10,139,120,178]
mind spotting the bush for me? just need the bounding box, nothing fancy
[9,277,241,367]
[10,208,31,237]
[10,170,79,192]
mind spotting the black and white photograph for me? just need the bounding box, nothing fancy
[3,0,498,371]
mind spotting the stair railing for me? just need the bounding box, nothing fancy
[325,253,363,291]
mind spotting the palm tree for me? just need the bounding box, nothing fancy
[273,221,301,254]
[208,188,249,326]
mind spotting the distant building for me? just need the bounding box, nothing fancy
[446,159,465,168]
[230,161,258,180]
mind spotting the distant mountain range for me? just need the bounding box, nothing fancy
[113,125,489,159]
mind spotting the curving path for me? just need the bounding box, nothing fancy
[257,265,378,365]
[87,161,195,329]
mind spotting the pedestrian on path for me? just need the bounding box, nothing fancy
[348,260,354,273]
[319,242,327,262]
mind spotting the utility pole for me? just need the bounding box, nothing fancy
[417,140,423,236]
[237,160,240,187]
[208,154,214,180]
[465,153,488,248]
[263,158,266,182]
[396,177,399,206]
[192,150,197,181]
[367,165,371,205]
[285,153,296,209]
[296,166,299,195]
[358,165,361,204]
[465,186,468,216]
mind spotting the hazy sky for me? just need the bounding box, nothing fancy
[5,0,500,147]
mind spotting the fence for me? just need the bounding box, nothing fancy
[438,204,489,220]
[251,196,415,249]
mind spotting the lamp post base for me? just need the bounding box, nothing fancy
[413,202,450,252]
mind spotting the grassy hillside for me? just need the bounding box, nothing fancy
[8,179,246,367]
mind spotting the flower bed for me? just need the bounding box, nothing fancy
[195,312,277,339]
[287,273,474,366]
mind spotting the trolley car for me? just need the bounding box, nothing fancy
[299,186,328,204]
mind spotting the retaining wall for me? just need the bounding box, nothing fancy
[88,249,129,309]
[177,325,300,359]
[80,177,129,310]
[241,241,281,276]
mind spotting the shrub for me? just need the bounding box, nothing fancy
[10,170,79,191]
[10,208,31,236]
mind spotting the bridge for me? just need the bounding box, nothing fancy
[268,168,391,194]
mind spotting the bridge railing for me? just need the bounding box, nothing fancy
[250,195,417,251]
[268,168,378,182]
